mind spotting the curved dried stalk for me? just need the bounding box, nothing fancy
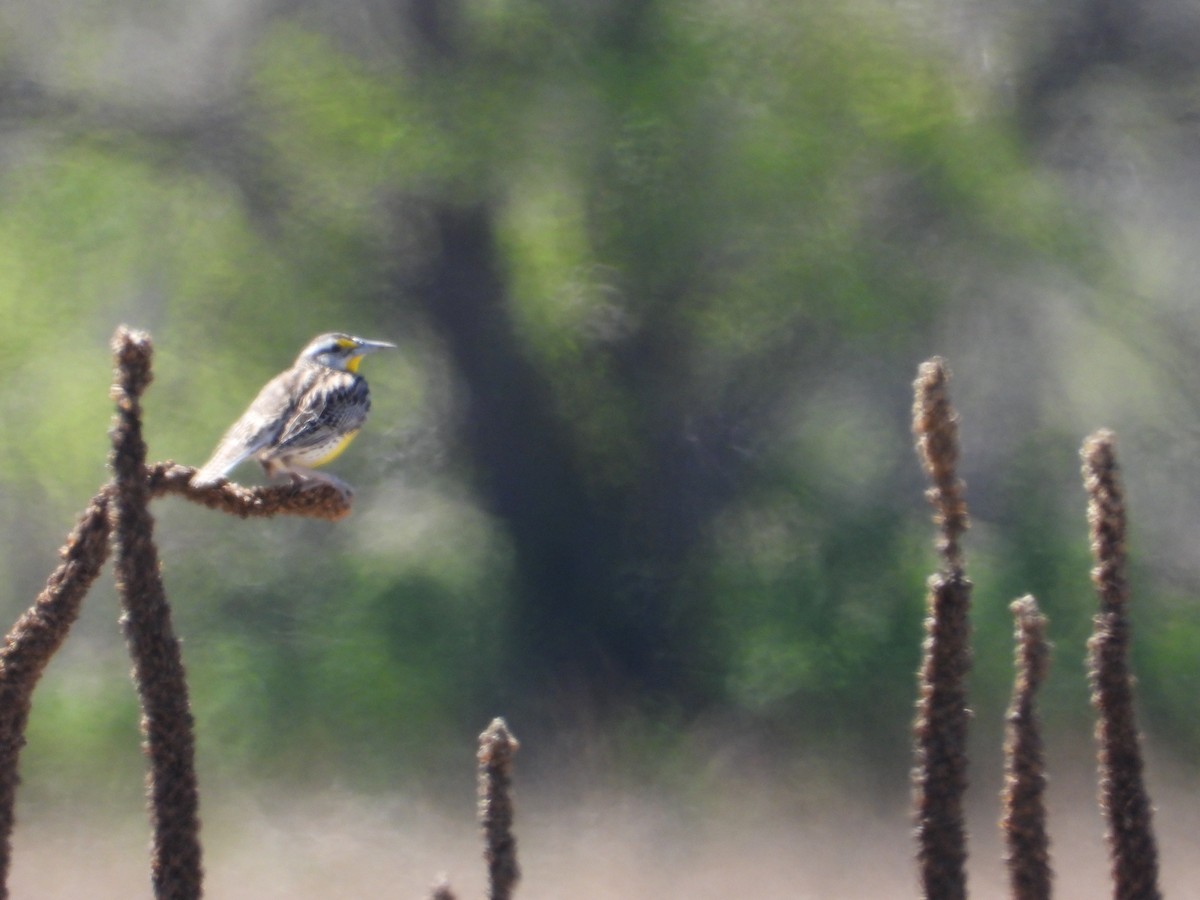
[0,491,113,897]
[147,463,351,521]
[0,326,360,899]
[911,357,972,900]
[1081,431,1160,900]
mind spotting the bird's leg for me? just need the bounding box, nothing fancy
[285,465,354,498]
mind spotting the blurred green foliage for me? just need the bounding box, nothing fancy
[0,0,1192,795]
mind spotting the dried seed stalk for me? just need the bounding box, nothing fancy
[911,358,972,900]
[0,492,112,897]
[147,463,351,520]
[1081,431,1160,900]
[0,326,360,898]
[110,327,203,899]
[478,718,520,900]
[1001,596,1052,900]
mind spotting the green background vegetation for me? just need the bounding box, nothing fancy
[1,0,1198,801]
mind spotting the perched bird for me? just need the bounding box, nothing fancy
[192,332,395,493]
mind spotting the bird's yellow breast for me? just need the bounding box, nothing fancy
[308,429,360,467]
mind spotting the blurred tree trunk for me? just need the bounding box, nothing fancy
[397,0,768,709]
[410,202,690,703]
[397,0,784,707]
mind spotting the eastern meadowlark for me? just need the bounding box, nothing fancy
[192,332,396,493]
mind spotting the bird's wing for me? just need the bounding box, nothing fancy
[192,369,306,485]
[265,372,370,460]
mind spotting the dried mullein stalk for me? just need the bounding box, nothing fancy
[911,358,972,900]
[478,718,520,900]
[109,327,203,899]
[0,325,369,899]
[0,492,113,897]
[1001,595,1052,900]
[146,462,351,520]
[1081,431,1160,900]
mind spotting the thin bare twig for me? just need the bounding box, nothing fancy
[1001,595,1052,900]
[109,327,203,899]
[911,357,972,900]
[478,718,520,900]
[1081,430,1160,900]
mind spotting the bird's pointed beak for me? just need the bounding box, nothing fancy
[356,339,397,354]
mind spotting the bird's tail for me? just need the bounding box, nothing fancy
[191,463,228,488]
[191,446,251,487]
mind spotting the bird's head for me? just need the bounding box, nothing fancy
[298,333,396,373]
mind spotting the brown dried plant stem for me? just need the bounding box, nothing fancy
[1001,596,1052,900]
[478,718,520,900]
[0,327,354,900]
[146,463,351,521]
[0,491,113,898]
[109,328,203,900]
[1081,431,1161,900]
[911,358,972,900]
